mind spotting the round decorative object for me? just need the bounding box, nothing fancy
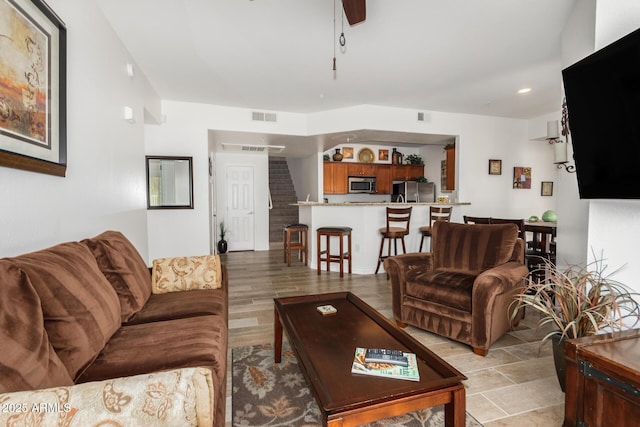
[217,239,228,254]
[358,147,375,163]
[332,148,343,161]
[528,215,539,222]
[542,210,557,222]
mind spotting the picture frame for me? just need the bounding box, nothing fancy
[342,147,354,159]
[541,181,554,196]
[488,159,502,175]
[513,166,532,189]
[0,0,67,177]
[378,149,389,161]
[146,156,194,209]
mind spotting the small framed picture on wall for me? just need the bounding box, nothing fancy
[541,181,554,196]
[488,159,502,175]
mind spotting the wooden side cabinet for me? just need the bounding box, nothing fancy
[444,145,455,191]
[563,329,640,427]
[323,162,348,194]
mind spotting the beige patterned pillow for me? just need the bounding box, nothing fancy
[0,367,214,426]
[152,255,222,294]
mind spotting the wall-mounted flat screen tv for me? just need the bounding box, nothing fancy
[562,27,640,199]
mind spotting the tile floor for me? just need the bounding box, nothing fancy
[223,248,565,426]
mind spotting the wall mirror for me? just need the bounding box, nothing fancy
[146,156,194,209]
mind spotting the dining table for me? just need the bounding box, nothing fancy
[524,221,557,254]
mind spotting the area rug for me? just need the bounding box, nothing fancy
[232,343,483,427]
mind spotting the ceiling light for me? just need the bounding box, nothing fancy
[517,88,532,94]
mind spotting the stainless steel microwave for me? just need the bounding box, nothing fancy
[348,176,376,193]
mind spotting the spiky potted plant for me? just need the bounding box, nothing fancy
[217,221,228,254]
[511,253,640,391]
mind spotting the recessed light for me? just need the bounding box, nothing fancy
[517,88,532,94]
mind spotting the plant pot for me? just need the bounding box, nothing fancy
[551,334,567,392]
[217,239,228,254]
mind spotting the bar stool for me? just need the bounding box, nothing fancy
[375,207,412,274]
[418,206,452,252]
[283,224,308,266]
[316,227,352,278]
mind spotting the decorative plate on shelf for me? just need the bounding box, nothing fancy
[358,147,375,163]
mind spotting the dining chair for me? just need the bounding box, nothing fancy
[463,215,491,224]
[418,206,452,251]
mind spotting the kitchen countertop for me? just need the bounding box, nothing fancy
[293,201,471,206]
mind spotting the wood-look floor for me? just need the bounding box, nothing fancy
[223,247,565,426]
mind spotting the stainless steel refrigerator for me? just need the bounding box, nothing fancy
[392,181,435,203]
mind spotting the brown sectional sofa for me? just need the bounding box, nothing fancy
[0,231,227,426]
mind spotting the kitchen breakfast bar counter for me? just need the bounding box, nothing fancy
[295,202,471,275]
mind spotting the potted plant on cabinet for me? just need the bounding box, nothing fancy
[217,221,228,254]
[404,154,423,165]
[510,254,640,392]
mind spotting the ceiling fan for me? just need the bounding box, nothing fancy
[342,0,366,25]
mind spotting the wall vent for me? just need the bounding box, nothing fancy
[242,146,266,152]
[251,111,277,122]
[417,111,430,122]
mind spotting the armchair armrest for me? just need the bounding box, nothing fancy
[0,368,214,427]
[151,255,223,294]
[384,253,434,321]
[471,261,529,349]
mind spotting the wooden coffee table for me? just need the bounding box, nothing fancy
[274,291,467,427]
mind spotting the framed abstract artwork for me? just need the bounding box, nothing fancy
[513,166,532,189]
[0,0,67,176]
[342,147,354,159]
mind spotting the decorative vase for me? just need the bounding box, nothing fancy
[542,210,557,222]
[332,148,343,161]
[392,148,403,164]
[217,239,228,254]
[551,334,567,392]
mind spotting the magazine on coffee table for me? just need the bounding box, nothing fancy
[351,347,420,381]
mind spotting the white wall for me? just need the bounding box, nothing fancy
[144,124,210,261]
[586,0,640,289]
[0,0,156,259]
[288,154,320,202]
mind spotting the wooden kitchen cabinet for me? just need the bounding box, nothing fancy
[323,162,395,194]
[444,144,455,191]
[348,163,376,177]
[564,329,640,427]
[391,164,425,181]
[323,162,348,194]
[375,165,391,194]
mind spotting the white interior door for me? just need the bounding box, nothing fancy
[226,165,255,251]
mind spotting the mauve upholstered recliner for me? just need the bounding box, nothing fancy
[384,221,529,356]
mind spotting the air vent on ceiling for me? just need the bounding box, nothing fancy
[251,111,277,122]
[242,146,266,152]
[221,143,285,153]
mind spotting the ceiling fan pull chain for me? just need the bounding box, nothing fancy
[340,3,347,47]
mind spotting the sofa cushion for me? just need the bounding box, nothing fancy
[125,288,227,325]
[82,230,152,322]
[76,315,227,394]
[0,260,74,392]
[432,222,518,275]
[10,242,122,380]
[406,270,476,312]
[151,255,222,293]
